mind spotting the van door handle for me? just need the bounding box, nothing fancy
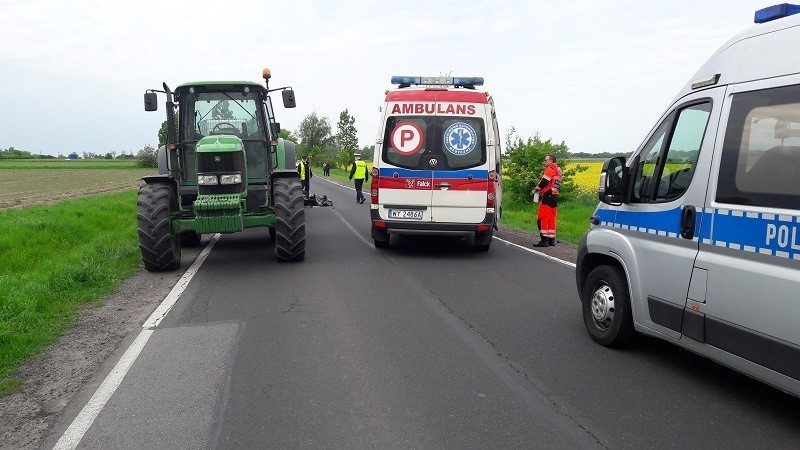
[435,182,451,190]
[681,205,696,239]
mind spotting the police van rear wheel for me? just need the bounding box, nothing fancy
[582,265,634,347]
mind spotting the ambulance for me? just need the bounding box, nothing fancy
[576,4,800,397]
[369,76,503,251]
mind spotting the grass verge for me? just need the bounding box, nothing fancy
[0,191,141,394]
[500,196,596,245]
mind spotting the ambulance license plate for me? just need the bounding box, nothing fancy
[388,209,423,220]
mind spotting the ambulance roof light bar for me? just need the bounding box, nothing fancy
[390,76,484,89]
[754,3,800,23]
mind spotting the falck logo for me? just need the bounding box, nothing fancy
[428,158,438,168]
[406,179,415,188]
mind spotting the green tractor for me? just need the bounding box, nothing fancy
[138,68,305,271]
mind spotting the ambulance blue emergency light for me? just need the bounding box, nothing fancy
[390,76,484,88]
[754,3,800,23]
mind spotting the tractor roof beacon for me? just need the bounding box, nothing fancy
[139,68,305,271]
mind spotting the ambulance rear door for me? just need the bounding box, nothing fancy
[378,114,436,222]
[430,104,489,224]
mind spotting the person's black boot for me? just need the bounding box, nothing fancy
[548,238,556,246]
[533,236,549,247]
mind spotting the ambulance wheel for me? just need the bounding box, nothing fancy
[273,177,306,261]
[582,265,634,347]
[474,230,492,252]
[372,226,389,249]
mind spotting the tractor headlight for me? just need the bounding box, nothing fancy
[198,175,219,185]
[219,173,242,185]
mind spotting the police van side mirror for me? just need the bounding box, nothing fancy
[144,92,158,111]
[599,156,626,205]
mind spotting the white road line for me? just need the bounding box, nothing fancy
[53,329,153,450]
[143,233,220,328]
[494,237,576,268]
[53,234,220,450]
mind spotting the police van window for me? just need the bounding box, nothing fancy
[382,116,486,170]
[717,84,800,209]
[630,102,710,203]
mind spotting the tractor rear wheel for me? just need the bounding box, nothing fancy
[137,183,181,271]
[273,177,305,261]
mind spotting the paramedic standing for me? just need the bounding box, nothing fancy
[349,153,369,204]
[297,155,312,196]
[533,154,562,247]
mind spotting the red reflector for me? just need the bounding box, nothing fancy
[371,175,379,203]
[477,224,490,232]
[486,170,496,208]
[374,221,387,228]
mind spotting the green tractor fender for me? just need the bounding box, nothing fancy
[276,138,297,170]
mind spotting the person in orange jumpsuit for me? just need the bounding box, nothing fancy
[533,154,562,247]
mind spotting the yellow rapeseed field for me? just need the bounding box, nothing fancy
[565,161,603,196]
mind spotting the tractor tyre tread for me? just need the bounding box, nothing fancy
[136,183,181,271]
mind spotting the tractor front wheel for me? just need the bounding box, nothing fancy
[137,183,181,271]
[273,177,306,261]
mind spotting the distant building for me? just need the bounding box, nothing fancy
[68,152,79,160]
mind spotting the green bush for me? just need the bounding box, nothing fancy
[135,145,157,168]
[504,130,588,204]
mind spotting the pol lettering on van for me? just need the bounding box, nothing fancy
[370,76,503,251]
[765,221,800,253]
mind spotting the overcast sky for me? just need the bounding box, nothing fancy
[0,1,774,157]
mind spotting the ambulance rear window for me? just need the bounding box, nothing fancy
[382,116,486,170]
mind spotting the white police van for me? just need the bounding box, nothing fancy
[576,4,800,397]
[369,76,503,251]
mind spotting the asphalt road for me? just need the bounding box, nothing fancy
[47,178,800,449]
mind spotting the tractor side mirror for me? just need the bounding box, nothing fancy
[282,89,296,108]
[144,92,158,111]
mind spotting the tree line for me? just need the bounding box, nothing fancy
[0,147,137,160]
[283,109,373,169]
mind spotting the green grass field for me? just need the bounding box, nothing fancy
[0,158,140,169]
[0,191,141,393]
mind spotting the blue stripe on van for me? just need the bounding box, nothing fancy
[705,208,800,259]
[378,168,489,179]
[595,206,684,238]
[595,205,800,260]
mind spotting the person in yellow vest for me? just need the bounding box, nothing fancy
[296,155,312,197]
[348,153,369,204]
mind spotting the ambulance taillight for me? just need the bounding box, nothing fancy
[486,170,497,211]
[370,168,379,204]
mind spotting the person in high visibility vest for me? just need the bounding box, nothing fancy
[297,155,312,196]
[348,153,369,204]
[533,154,562,247]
